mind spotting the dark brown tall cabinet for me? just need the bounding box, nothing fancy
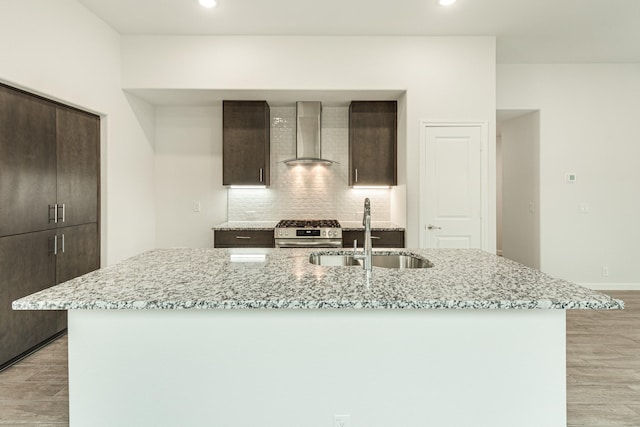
[0,84,100,369]
[349,101,397,186]
[222,101,270,186]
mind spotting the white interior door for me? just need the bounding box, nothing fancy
[421,124,484,249]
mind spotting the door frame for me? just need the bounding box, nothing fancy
[419,121,490,250]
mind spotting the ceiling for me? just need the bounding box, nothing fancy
[77,0,640,63]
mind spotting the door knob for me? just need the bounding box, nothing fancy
[427,224,442,230]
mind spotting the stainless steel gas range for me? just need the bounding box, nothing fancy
[274,219,342,248]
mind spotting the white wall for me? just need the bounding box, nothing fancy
[155,106,225,248]
[0,0,157,265]
[500,112,540,269]
[496,136,502,254]
[498,64,640,285]
[122,36,497,250]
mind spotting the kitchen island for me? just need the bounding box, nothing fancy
[13,248,622,427]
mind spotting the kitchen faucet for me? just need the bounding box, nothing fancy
[353,198,372,273]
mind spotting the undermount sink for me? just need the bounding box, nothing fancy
[370,254,434,269]
[308,252,433,269]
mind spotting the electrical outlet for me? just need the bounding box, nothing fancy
[579,203,589,214]
[602,266,610,277]
[334,414,350,427]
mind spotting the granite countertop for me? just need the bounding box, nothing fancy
[212,221,278,231]
[340,221,405,231]
[212,221,404,231]
[13,248,623,311]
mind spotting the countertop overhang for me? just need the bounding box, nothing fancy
[12,248,623,311]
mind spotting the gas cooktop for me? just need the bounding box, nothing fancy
[275,219,341,228]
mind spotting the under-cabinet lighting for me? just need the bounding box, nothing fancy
[439,0,456,5]
[352,186,391,189]
[198,0,217,8]
[229,185,267,189]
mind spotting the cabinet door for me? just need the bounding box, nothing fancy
[223,101,270,186]
[0,85,57,237]
[349,101,397,186]
[55,223,100,332]
[214,230,274,248]
[0,230,58,367]
[55,223,100,284]
[56,107,99,227]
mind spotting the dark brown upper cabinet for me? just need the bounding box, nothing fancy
[56,107,100,227]
[349,101,397,186]
[0,85,100,237]
[0,86,57,237]
[223,101,270,186]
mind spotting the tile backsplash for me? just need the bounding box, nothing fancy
[228,106,391,222]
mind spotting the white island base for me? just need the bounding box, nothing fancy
[68,309,566,427]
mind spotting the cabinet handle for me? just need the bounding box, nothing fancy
[259,168,264,182]
[49,204,58,224]
[49,236,57,255]
[235,236,252,240]
[58,203,66,223]
[60,234,65,253]
[371,236,381,239]
[355,168,358,183]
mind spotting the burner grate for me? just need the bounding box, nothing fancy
[276,219,341,228]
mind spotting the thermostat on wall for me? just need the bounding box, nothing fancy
[566,173,577,183]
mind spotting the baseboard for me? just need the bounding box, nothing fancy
[0,329,67,372]
[579,282,640,291]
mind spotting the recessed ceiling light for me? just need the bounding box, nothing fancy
[439,0,457,5]
[199,0,217,8]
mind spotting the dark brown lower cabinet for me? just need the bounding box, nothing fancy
[0,223,99,368]
[214,230,275,248]
[0,230,58,367]
[56,223,100,284]
[342,230,405,248]
[53,223,100,333]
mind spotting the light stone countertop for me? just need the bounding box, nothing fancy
[339,221,405,231]
[212,221,404,231]
[13,248,623,311]
[212,221,278,231]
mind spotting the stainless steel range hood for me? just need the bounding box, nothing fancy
[283,101,338,166]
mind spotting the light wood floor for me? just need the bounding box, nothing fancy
[567,291,640,426]
[0,290,638,426]
[0,334,68,426]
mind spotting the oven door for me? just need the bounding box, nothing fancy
[274,238,342,248]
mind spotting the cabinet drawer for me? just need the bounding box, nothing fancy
[342,230,405,248]
[214,230,274,248]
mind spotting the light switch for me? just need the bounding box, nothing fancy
[566,173,577,183]
[193,201,201,213]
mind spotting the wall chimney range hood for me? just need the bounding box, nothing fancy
[283,101,338,166]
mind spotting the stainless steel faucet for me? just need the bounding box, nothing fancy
[354,198,372,273]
